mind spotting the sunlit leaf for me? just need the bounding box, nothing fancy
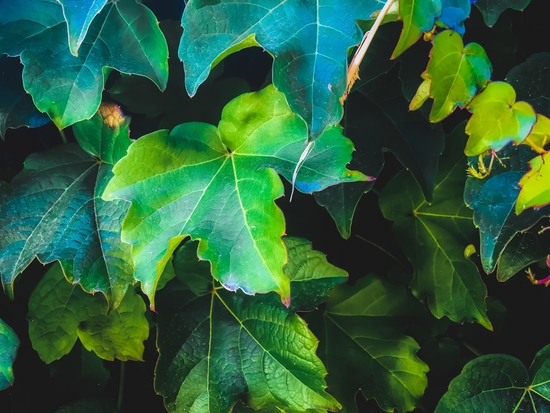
[0,0,168,128]
[104,85,367,306]
[28,263,148,363]
[379,124,492,328]
[0,103,133,307]
[154,238,343,413]
[0,317,19,390]
[465,81,536,156]
[474,0,531,27]
[435,343,550,412]
[422,30,491,123]
[517,151,550,213]
[179,0,384,137]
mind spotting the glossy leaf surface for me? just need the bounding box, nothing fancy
[0,0,168,128]
[424,30,491,122]
[28,263,148,363]
[380,125,491,328]
[0,56,50,139]
[179,0,383,137]
[104,86,366,305]
[154,238,344,412]
[517,151,550,213]
[465,81,536,156]
[0,318,19,390]
[313,274,429,413]
[474,0,531,27]
[435,343,550,412]
[0,104,133,306]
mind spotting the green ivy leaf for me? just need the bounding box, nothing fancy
[422,30,491,123]
[517,151,550,213]
[379,123,492,329]
[0,56,50,140]
[54,398,118,413]
[0,103,133,306]
[233,403,325,413]
[464,144,550,274]
[179,0,384,137]
[392,0,442,59]
[310,274,429,413]
[154,238,343,412]
[465,81,536,156]
[28,263,148,363]
[435,343,550,412]
[104,85,366,306]
[474,0,531,27]
[0,317,19,390]
[0,0,168,129]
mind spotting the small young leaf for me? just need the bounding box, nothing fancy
[437,0,471,35]
[516,151,550,214]
[474,0,531,27]
[465,81,536,156]
[0,318,19,390]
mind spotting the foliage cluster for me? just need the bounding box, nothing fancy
[2,0,550,412]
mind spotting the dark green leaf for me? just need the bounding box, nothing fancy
[54,398,118,413]
[379,123,492,328]
[474,0,531,27]
[179,0,384,137]
[0,317,19,391]
[435,343,550,412]
[0,104,133,306]
[104,85,366,306]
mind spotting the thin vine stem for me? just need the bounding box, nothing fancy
[59,129,68,144]
[355,234,407,269]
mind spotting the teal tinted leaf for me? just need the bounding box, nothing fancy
[464,144,550,274]
[179,0,383,137]
[392,0,441,59]
[58,0,108,56]
[474,0,531,26]
[0,56,50,139]
[316,74,444,238]
[435,343,550,412]
[104,85,366,306]
[424,30,492,122]
[437,0,471,35]
[0,105,133,306]
[506,52,550,117]
[54,398,118,413]
[0,0,168,129]
[28,263,148,363]
[379,124,492,328]
[0,318,19,390]
[154,238,342,412]
[313,274,428,413]
[464,81,536,156]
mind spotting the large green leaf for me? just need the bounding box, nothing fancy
[435,343,550,412]
[517,151,550,213]
[474,0,531,27]
[178,0,384,137]
[464,81,536,156]
[154,237,345,412]
[309,274,429,413]
[421,30,491,123]
[28,263,148,364]
[0,103,133,307]
[0,318,19,391]
[464,144,550,274]
[392,0,442,58]
[379,124,492,328]
[0,56,50,140]
[316,74,444,238]
[0,0,168,129]
[104,85,366,306]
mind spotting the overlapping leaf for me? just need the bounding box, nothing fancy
[437,0,471,35]
[28,263,148,364]
[474,0,531,27]
[155,237,345,413]
[517,151,550,213]
[465,81,536,156]
[0,317,19,390]
[379,124,491,328]
[0,0,168,128]
[418,30,491,122]
[178,0,384,137]
[0,103,133,307]
[0,56,50,139]
[464,144,550,274]
[103,85,367,305]
[435,343,550,412]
